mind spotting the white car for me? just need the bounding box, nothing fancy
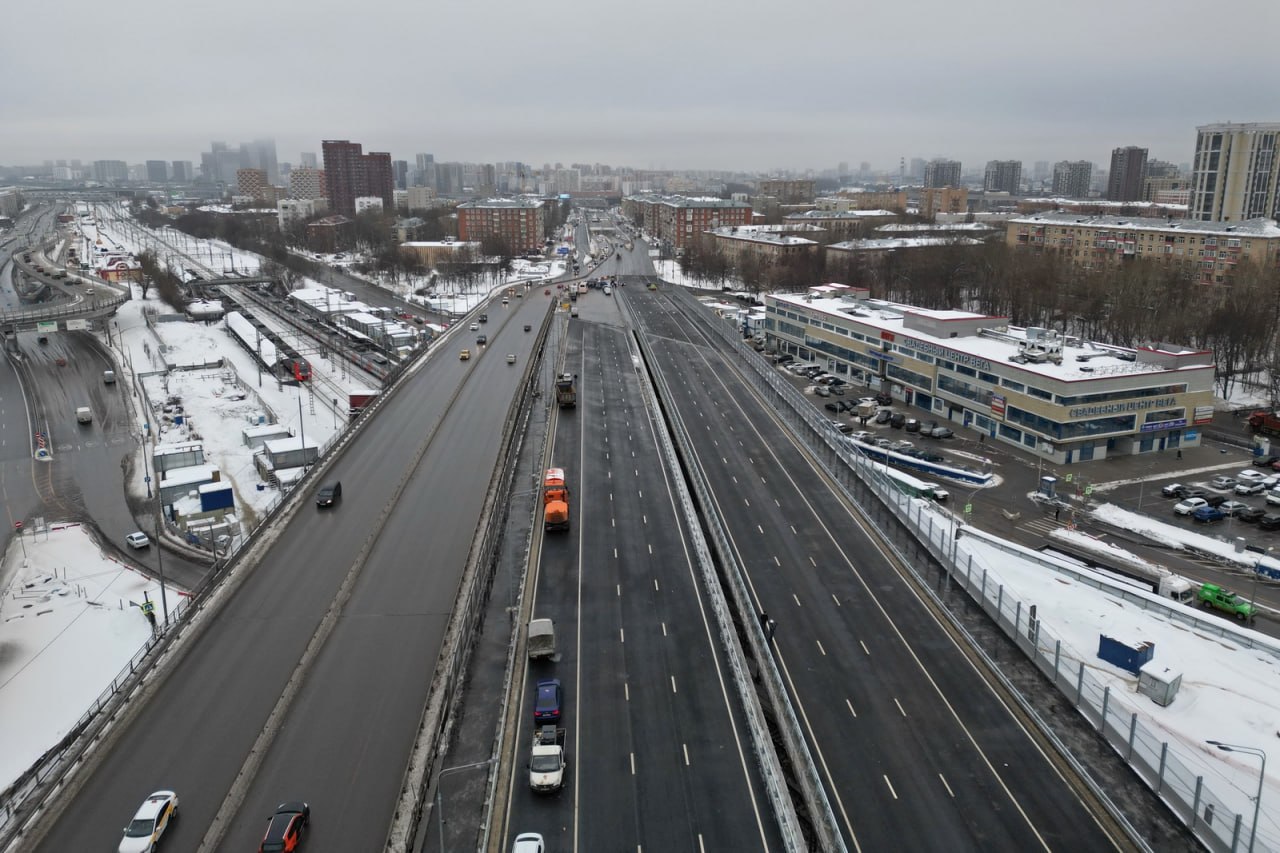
[1235,481,1267,495]
[1237,469,1268,484]
[1210,475,1238,490]
[512,833,545,853]
[1174,497,1209,515]
[126,531,151,549]
[506,353,517,364]
[470,322,479,331]
[118,790,178,853]
[849,431,874,443]
[1266,489,1280,506]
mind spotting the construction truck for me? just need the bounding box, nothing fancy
[529,724,566,792]
[543,467,570,532]
[555,374,577,408]
[1248,410,1280,436]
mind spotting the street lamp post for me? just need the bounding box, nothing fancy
[1206,740,1266,853]
[436,757,494,852]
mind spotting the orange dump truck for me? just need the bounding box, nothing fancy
[543,467,570,532]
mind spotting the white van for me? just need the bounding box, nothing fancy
[76,406,92,423]
[103,370,116,384]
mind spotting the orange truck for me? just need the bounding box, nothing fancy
[543,467,570,532]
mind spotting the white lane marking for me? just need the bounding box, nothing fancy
[859,640,870,655]
[939,773,955,798]
[815,640,826,656]
[846,699,857,718]
[883,775,898,800]
[894,698,907,717]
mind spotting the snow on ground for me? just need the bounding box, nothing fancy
[1091,502,1280,574]
[961,528,1280,844]
[0,525,174,789]
[654,258,732,290]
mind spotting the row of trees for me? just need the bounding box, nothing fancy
[676,228,1279,400]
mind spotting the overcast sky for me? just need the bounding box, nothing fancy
[4,0,1279,174]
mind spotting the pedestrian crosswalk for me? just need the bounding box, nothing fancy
[1020,517,1068,537]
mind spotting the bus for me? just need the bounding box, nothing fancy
[869,461,946,502]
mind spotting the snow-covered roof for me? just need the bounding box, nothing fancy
[876,222,996,233]
[784,209,896,221]
[159,465,218,488]
[769,289,1214,382]
[828,237,983,251]
[1010,212,1280,238]
[706,227,817,247]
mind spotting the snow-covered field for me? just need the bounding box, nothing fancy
[0,525,175,789]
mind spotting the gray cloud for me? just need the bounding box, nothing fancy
[4,0,1278,171]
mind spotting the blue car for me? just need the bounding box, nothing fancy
[533,678,562,723]
[1192,505,1226,523]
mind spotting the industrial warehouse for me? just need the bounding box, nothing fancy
[764,285,1216,464]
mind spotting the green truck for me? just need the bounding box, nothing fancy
[1197,583,1255,622]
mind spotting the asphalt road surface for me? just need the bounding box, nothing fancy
[622,284,1120,852]
[32,293,553,852]
[499,299,780,851]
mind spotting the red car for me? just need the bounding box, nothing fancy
[260,801,309,852]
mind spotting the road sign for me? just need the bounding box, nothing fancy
[1085,484,1094,495]
[13,521,22,530]
[1064,473,1074,482]
[964,503,973,515]
[140,600,155,615]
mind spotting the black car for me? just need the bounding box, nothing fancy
[316,481,342,507]
[1239,507,1267,523]
[825,402,841,413]
[476,334,487,345]
[918,451,946,463]
[1260,514,1280,530]
[904,419,921,433]
[524,324,532,332]
[1254,455,1280,468]
[875,391,893,406]
[889,413,906,429]
[479,313,488,323]
[260,801,310,853]
[1204,494,1228,508]
[874,409,893,425]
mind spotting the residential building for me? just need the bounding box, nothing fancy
[1107,146,1148,202]
[825,236,985,277]
[704,226,819,265]
[391,217,427,243]
[171,161,193,183]
[1052,161,1093,198]
[406,186,442,210]
[456,198,546,251]
[92,160,129,183]
[1190,122,1280,222]
[765,286,1214,463]
[817,190,908,212]
[306,214,356,253]
[1016,198,1187,219]
[236,168,270,201]
[758,180,816,204]
[923,159,961,189]
[622,195,752,250]
[354,196,384,214]
[278,198,325,230]
[393,159,408,190]
[1006,212,1280,285]
[983,160,1022,194]
[363,152,394,210]
[918,187,968,219]
[146,160,170,183]
[875,222,998,239]
[400,240,481,267]
[289,167,326,201]
[781,208,896,240]
[299,152,318,169]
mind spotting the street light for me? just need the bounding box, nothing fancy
[436,757,494,852]
[1206,740,1266,853]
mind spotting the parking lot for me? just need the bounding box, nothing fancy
[1160,460,1280,532]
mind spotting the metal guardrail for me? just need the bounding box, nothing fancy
[671,287,1265,853]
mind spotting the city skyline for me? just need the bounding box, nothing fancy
[3,0,1278,172]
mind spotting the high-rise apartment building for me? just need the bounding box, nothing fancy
[393,160,408,190]
[758,179,816,204]
[1107,146,1148,202]
[240,138,279,185]
[236,168,270,201]
[924,159,961,189]
[1190,122,1280,222]
[146,160,170,183]
[363,152,394,210]
[92,160,129,183]
[171,161,193,182]
[321,140,393,215]
[983,160,1022,193]
[1052,160,1093,198]
[289,167,326,200]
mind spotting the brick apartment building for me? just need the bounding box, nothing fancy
[757,179,816,204]
[704,225,819,265]
[321,140,394,216]
[456,199,546,252]
[1007,212,1280,285]
[622,195,753,250]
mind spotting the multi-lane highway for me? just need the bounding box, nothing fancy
[499,296,779,851]
[30,294,553,852]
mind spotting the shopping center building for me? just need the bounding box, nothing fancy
[763,285,1215,463]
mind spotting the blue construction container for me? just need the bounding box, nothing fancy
[1097,634,1154,675]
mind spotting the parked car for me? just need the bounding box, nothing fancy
[1237,469,1268,484]
[888,440,914,453]
[834,421,855,434]
[813,385,830,397]
[874,437,894,449]
[889,413,906,429]
[259,801,310,853]
[825,402,842,413]
[1174,497,1209,515]
[874,391,893,406]
[1253,455,1280,467]
[1193,505,1227,523]
[874,409,893,425]
[118,790,179,853]
[1265,488,1280,506]
[849,430,874,443]
[1161,482,1186,498]
[1211,475,1238,490]
[927,426,954,439]
[1236,482,1267,496]
[1261,514,1280,530]
[1220,500,1250,517]
[917,451,946,463]
[1239,507,1267,523]
[1205,494,1228,508]
[904,418,921,433]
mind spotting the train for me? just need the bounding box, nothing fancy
[225,310,312,383]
